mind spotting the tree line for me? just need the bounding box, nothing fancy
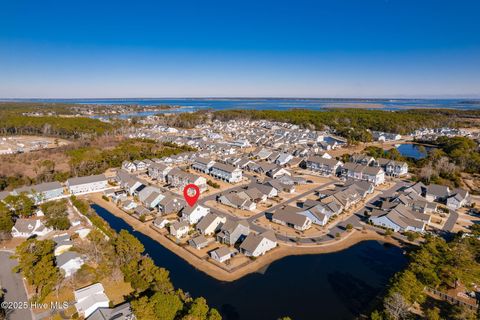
[370,235,480,320]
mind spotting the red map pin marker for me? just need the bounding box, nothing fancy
[183,184,200,207]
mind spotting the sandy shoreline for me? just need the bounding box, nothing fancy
[88,193,402,282]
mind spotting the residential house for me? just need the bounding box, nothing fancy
[350,154,376,166]
[210,246,233,263]
[447,189,470,210]
[253,148,273,160]
[153,217,171,229]
[13,181,64,204]
[240,230,277,257]
[169,220,190,239]
[192,157,216,174]
[121,200,137,211]
[196,214,227,235]
[138,186,162,205]
[166,168,207,192]
[86,302,135,320]
[301,157,342,176]
[271,206,312,231]
[216,220,250,245]
[376,158,409,177]
[11,219,52,238]
[66,174,108,195]
[341,163,385,185]
[121,161,137,172]
[158,196,185,215]
[133,160,146,171]
[425,184,450,203]
[275,153,294,166]
[209,163,243,183]
[266,180,295,193]
[369,209,425,233]
[53,234,73,256]
[148,163,172,181]
[56,251,85,277]
[188,235,211,249]
[74,283,110,318]
[181,204,210,225]
[218,192,256,211]
[266,167,291,179]
[237,187,267,203]
[297,206,329,226]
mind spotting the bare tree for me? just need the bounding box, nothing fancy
[384,292,411,320]
[419,163,434,183]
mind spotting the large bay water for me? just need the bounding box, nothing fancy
[5,98,480,112]
[92,204,407,320]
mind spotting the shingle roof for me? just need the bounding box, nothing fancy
[67,174,106,186]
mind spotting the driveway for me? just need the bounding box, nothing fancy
[0,251,33,320]
[443,209,459,232]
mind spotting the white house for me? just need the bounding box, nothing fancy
[74,283,110,318]
[240,230,277,257]
[181,204,210,225]
[209,163,243,183]
[53,234,73,256]
[192,158,216,174]
[275,153,294,166]
[196,214,227,235]
[153,217,171,229]
[369,210,425,233]
[11,219,52,238]
[169,220,190,239]
[66,174,108,195]
[210,246,233,263]
[121,161,137,172]
[56,252,85,277]
[297,207,329,226]
[271,207,312,231]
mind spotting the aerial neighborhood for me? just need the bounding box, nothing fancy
[0,115,478,320]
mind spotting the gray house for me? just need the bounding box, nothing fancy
[216,219,250,245]
[13,181,64,204]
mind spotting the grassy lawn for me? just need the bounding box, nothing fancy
[102,278,133,305]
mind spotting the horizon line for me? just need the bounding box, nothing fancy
[1,96,480,101]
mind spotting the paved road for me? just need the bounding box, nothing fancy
[443,209,459,232]
[0,251,33,320]
[271,181,407,244]
[198,173,410,245]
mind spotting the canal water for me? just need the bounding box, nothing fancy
[92,204,407,320]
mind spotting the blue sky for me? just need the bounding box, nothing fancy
[1,0,479,98]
